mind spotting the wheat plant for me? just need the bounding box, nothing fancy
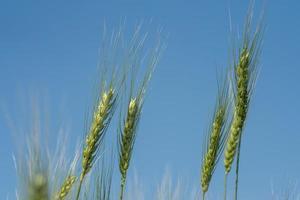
[223,8,263,200]
[118,31,162,199]
[75,78,119,200]
[201,78,230,199]
[118,97,141,200]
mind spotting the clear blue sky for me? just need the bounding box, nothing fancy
[1,0,300,199]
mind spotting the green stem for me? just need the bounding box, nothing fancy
[75,175,84,200]
[234,135,242,200]
[119,177,126,200]
[202,192,206,200]
[224,173,228,200]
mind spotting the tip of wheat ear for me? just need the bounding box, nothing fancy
[81,88,115,179]
[55,175,76,200]
[128,98,138,116]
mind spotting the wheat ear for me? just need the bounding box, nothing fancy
[27,173,49,200]
[81,88,115,178]
[201,80,229,199]
[223,8,263,200]
[117,26,163,200]
[119,97,141,200]
[55,175,76,200]
[13,105,51,200]
[224,48,250,174]
[76,87,116,200]
[224,8,263,175]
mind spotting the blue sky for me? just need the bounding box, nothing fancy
[1,0,300,199]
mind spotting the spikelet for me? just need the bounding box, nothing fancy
[81,87,115,179]
[201,82,229,195]
[55,175,76,200]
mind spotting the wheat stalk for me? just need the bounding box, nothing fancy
[201,80,229,199]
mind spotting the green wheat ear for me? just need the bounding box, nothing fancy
[76,86,117,200]
[224,49,250,174]
[118,76,153,200]
[118,29,163,200]
[224,11,263,175]
[81,87,116,179]
[13,106,51,200]
[118,97,140,200]
[223,7,264,200]
[55,175,76,200]
[201,78,230,198]
[28,173,49,200]
[114,25,164,200]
